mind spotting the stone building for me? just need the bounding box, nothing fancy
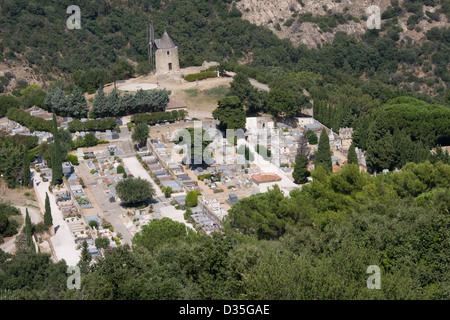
[153,29,180,75]
[338,128,353,154]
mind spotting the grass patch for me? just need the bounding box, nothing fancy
[184,89,199,97]
[11,215,24,227]
[203,85,230,97]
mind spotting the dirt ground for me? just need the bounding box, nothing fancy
[85,67,235,119]
[0,180,37,204]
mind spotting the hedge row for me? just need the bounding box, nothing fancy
[131,110,188,125]
[68,118,116,133]
[6,108,53,132]
[184,71,217,82]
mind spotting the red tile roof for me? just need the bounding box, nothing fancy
[251,174,282,184]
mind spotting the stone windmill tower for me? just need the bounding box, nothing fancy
[148,22,180,75]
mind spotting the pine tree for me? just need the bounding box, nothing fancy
[24,208,33,250]
[293,155,310,184]
[68,86,89,118]
[347,142,358,165]
[315,128,332,172]
[44,192,53,226]
[23,145,30,187]
[105,90,122,116]
[51,112,63,186]
[92,85,106,117]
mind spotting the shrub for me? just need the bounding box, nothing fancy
[186,190,198,207]
[184,71,217,82]
[307,130,318,144]
[116,165,125,174]
[88,220,99,229]
[66,154,79,166]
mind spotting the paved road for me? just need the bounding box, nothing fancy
[250,79,270,92]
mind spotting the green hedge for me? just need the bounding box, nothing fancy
[6,108,53,132]
[68,118,116,132]
[131,110,188,125]
[184,71,217,82]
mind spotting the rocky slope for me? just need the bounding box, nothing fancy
[234,0,448,48]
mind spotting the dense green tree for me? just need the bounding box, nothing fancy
[95,237,110,250]
[186,191,198,208]
[44,192,52,226]
[83,134,98,148]
[266,89,297,118]
[293,156,310,184]
[22,145,30,187]
[20,84,46,108]
[51,113,63,186]
[66,86,89,118]
[306,130,318,145]
[315,129,332,172]
[116,177,156,205]
[0,95,20,117]
[347,142,358,165]
[92,85,106,118]
[213,96,246,131]
[133,218,189,252]
[132,124,150,147]
[44,88,69,116]
[366,113,396,172]
[24,209,33,251]
[228,73,265,114]
[105,90,122,116]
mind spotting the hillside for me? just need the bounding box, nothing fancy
[236,0,449,49]
[0,0,448,97]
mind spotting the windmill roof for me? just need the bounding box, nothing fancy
[154,31,176,49]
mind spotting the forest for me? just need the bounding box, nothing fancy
[1,161,450,299]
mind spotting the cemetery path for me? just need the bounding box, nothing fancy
[76,162,133,246]
[122,157,165,198]
[32,171,80,266]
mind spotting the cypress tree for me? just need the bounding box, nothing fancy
[23,145,30,187]
[44,192,52,226]
[24,208,33,250]
[366,113,396,172]
[315,128,332,172]
[81,240,92,263]
[293,155,310,184]
[51,112,63,186]
[347,142,358,165]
